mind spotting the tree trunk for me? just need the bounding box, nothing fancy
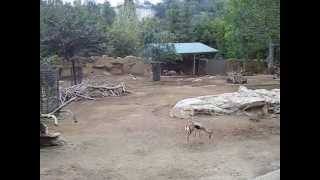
[71,59,77,85]
[267,42,274,74]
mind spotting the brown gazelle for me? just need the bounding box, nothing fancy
[185,119,213,143]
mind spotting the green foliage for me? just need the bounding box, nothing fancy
[40,4,106,58]
[224,0,280,58]
[141,18,177,45]
[191,14,227,57]
[143,43,181,64]
[140,18,160,45]
[40,0,116,84]
[107,1,141,57]
[164,0,194,42]
[40,0,279,62]
[101,2,116,26]
[153,0,279,59]
[140,17,180,63]
[142,22,181,64]
[40,0,115,58]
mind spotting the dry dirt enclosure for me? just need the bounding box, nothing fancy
[40,75,280,180]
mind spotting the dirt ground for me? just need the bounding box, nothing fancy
[40,75,280,180]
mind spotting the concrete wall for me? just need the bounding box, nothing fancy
[206,59,268,75]
[206,59,227,75]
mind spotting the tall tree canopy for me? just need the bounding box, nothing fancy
[41,0,280,62]
[224,0,280,58]
[40,0,115,58]
[107,0,141,57]
[40,0,115,84]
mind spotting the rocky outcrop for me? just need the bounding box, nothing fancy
[170,86,280,119]
[86,55,151,76]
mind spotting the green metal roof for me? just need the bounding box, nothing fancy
[172,42,218,54]
[148,42,218,55]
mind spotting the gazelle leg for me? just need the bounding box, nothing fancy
[187,129,193,143]
[187,132,191,143]
[208,132,213,143]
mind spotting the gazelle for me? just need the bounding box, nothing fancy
[184,118,213,143]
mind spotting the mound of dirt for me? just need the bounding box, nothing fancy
[84,55,151,77]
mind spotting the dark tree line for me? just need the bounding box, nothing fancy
[40,0,280,83]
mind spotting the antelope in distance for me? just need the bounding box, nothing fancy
[184,118,213,143]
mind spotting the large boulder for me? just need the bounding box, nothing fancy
[252,169,280,180]
[129,62,145,75]
[170,86,280,119]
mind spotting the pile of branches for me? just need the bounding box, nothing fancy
[40,79,129,146]
[59,80,129,103]
[227,72,248,84]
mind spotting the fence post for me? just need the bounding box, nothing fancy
[152,63,161,81]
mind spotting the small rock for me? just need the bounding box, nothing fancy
[192,78,203,82]
[103,72,111,76]
[167,70,177,76]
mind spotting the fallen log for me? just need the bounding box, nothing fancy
[41,96,77,127]
[75,94,96,100]
[49,97,77,115]
[87,84,123,90]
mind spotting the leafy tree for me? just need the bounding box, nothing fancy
[153,0,173,19]
[205,0,229,17]
[178,1,194,41]
[224,0,280,59]
[190,13,227,56]
[142,18,180,64]
[140,18,176,45]
[143,42,181,64]
[40,0,108,84]
[101,1,116,26]
[40,0,279,66]
[164,0,195,42]
[107,0,141,57]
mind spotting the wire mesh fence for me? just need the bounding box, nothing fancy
[40,63,59,114]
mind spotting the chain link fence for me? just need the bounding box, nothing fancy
[40,63,59,114]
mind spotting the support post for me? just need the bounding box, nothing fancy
[197,59,200,75]
[193,54,196,75]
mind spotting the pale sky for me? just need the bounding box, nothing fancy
[63,0,162,7]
